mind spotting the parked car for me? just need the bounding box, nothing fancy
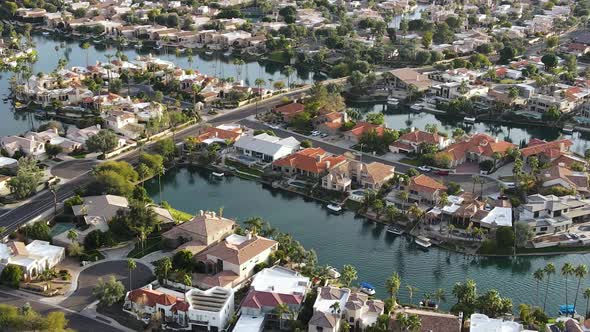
[320,133,328,138]
[311,130,320,136]
[418,166,431,172]
[435,170,449,176]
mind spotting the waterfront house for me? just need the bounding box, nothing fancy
[322,160,395,192]
[124,283,234,331]
[385,68,433,93]
[0,240,65,280]
[0,135,46,159]
[343,292,385,330]
[389,308,461,332]
[520,138,573,164]
[315,111,347,135]
[240,266,310,327]
[527,93,575,114]
[195,125,243,146]
[162,210,236,252]
[25,128,82,153]
[104,110,143,140]
[343,122,386,144]
[233,133,300,163]
[439,133,516,168]
[389,127,452,154]
[538,165,589,194]
[469,313,523,332]
[194,233,278,290]
[66,125,102,146]
[403,174,447,205]
[272,103,305,122]
[517,194,590,235]
[308,286,351,332]
[272,148,347,178]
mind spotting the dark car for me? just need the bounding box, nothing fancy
[435,170,449,176]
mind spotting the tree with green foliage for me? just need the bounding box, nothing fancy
[0,265,23,288]
[156,138,176,161]
[172,250,194,271]
[541,54,558,71]
[543,263,556,312]
[476,289,512,317]
[451,279,477,316]
[154,257,172,282]
[573,265,589,317]
[542,106,560,122]
[93,276,125,306]
[95,161,139,183]
[127,259,136,290]
[385,272,401,303]
[86,129,119,157]
[90,170,134,197]
[8,157,43,200]
[421,31,432,49]
[341,264,358,287]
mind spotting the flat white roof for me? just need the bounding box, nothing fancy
[480,207,513,227]
[233,315,264,332]
[470,313,522,332]
[251,266,309,295]
[26,240,65,259]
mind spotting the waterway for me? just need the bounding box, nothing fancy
[0,33,313,137]
[145,166,590,313]
[350,102,590,155]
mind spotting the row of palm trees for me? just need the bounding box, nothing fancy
[532,263,590,317]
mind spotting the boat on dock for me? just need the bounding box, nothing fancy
[327,266,340,279]
[14,101,30,110]
[205,50,214,55]
[327,203,342,213]
[42,31,50,36]
[463,116,476,124]
[360,282,376,296]
[223,50,232,57]
[387,96,399,106]
[562,125,574,134]
[558,304,576,316]
[415,236,432,248]
[212,172,225,178]
[386,225,404,235]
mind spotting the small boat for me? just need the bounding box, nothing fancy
[415,236,432,248]
[410,103,423,112]
[134,43,142,49]
[327,266,340,279]
[387,96,399,106]
[42,31,50,36]
[177,47,186,53]
[359,282,376,296]
[154,44,162,50]
[463,116,476,124]
[205,51,214,55]
[562,125,574,134]
[14,101,29,110]
[386,225,404,235]
[212,172,224,178]
[419,299,438,310]
[327,203,342,212]
[559,304,576,316]
[223,50,232,57]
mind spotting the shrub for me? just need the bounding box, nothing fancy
[0,265,23,288]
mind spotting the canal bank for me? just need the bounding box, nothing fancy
[145,166,590,312]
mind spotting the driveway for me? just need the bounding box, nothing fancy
[60,260,154,312]
[51,159,100,179]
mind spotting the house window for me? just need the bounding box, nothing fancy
[317,328,324,332]
[540,227,548,232]
[534,211,539,218]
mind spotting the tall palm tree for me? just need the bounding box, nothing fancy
[254,78,265,116]
[386,272,401,303]
[562,263,575,308]
[533,268,544,307]
[543,263,556,312]
[81,42,91,67]
[584,288,590,318]
[275,303,290,329]
[127,259,136,290]
[573,265,589,317]
[406,285,418,305]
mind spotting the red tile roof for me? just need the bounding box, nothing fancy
[398,130,444,145]
[409,174,447,193]
[273,148,347,174]
[274,103,305,115]
[127,288,180,307]
[196,127,242,143]
[443,133,516,161]
[346,122,385,138]
[520,139,572,157]
[241,290,303,309]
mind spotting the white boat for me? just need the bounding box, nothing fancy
[205,51,213,55]
[134,43,142,49]
[562,125,574,134]
[410,103,423,112]
[154,45,162,50]
[387,96,399,106]
[415,236,432,248]
[386,225,404,235]
[360,282,376,296]
[223,50,232,57]
[463,116,476,124]
[42,31,50,36]
[327,266,340,279]
[327,203,342,212]
[178,47,186,53]
[212,172,224,178]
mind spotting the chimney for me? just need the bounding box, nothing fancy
[199,210,204,216]
[246,231,252,240]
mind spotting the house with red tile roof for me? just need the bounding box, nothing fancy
[194,233,278,289]
[539,165,589,194]
[124,283,234,331]
[389,127,452,153]
[315,111,347,135]
[273,102,305,122]
[404,174,448,204]
[520,138,573,164]
[195,125,243,145]
[322,159,395,192]
[343,122,386,144]
[272,148,347,177]
[439,133,516,168]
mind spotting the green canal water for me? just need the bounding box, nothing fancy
[146,166,590,313]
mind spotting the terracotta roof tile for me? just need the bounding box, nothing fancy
[409,174,447,193]
[273,148,347,174]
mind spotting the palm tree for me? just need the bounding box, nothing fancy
[254,78,265,116]
[127,259,137,290]
[283,65,295,90]
[340,321,351,332]
[81,42,90,67]
[406,285,418,305]
[407,313,421,331]
[244,217,264,234]
[275,302,290,329]
[573,265,588,317]
[182,273,192,291]
[434,288,446,307]
[543,263,556,312]
[533,268,544,307]
[67,229,78,244]
[562,263,574,309]
[385,272,401,303]
[584,288,590,318]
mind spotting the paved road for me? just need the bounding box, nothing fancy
[51,159,101,179]
[240,119,500,195]
[0,290,122,332]
[60,260,153,312]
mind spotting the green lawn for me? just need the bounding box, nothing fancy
[225,159,264,177]
[267,50,289,64]
[399,158,423,166]
[168,207,193,223]
[127,236,162,259]
[80,249,105,262]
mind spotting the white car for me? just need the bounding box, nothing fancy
[418,166,432,172]
[311,131,320,136]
